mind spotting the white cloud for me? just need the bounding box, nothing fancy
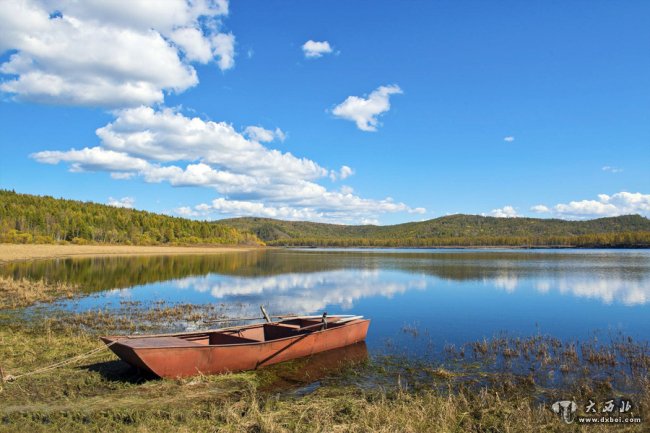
[503,136,515,142]
[95,106,325,181]
[339,165,354,179]
[244,126,286,143]
[185,194,425,224]
[552,192,650,219]
[302,40,333,58]
[487,205,519,218]
[195,198,324,220]
[0,0,234,107]
[107,196,135,208]
[530,204,550,213]
[176,206,196,217]
[33,107,425,224]
[32,147,149,172]
[170,27,213,63]
[211,32,235,71]
[602,165,623,174]
[532,192,650,219]
[332,85,402,131]
[329,165,355,181]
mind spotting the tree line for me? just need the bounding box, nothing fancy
[0,190,261,246]
[267,232,650,248]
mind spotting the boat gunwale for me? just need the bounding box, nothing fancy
[103,318,370,350]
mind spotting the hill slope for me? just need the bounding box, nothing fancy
[219,215,650,247]
[0,190,260,246]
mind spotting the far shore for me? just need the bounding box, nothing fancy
[0,244,262,264]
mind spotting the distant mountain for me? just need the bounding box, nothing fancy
[218,214,650,247]
[2,189,648,248]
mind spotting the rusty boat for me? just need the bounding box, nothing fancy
[101,314,370,378]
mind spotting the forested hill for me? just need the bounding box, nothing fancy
[219,215,650,248]
[0,190,261,245]
[2,189,649,247]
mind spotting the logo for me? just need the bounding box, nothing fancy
[552,400,578,424]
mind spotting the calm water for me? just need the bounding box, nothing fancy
[4,248,650,356]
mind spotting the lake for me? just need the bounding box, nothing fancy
[4,248,650,357]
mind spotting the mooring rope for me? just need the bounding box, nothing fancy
[1,341,117,383]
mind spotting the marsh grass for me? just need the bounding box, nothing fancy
[1,309,649,432]
[0,276,78,309]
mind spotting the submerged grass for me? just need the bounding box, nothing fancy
[1,308,649,432]
[0,276,79,309]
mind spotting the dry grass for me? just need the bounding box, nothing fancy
[1,311,649,432]
[0,276,78,309]
[0,243,260,264]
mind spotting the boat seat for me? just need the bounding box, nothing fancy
[209,332,259,345]
[263,323,314,341]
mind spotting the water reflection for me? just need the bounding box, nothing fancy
[176,270,428,313]
[535,278,649,306]
[2,249,649,308]
[262,342,369,395]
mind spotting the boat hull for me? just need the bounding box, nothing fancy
[103,319,370,378]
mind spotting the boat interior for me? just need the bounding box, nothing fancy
[176,318,347,346]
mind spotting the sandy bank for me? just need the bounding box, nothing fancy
[0,244,260,264]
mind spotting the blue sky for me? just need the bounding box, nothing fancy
[1,0,649,224]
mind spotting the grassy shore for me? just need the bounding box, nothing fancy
[0,244,261,264]
[1,305,648,432]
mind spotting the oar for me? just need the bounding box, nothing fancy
[283,315,365,332]
[260,305,272,323]
[202,314,359,325]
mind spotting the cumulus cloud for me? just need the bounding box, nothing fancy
[531,192,650,219]
[211,32,235,70]
[332,85,402,132]
[329,165,355,181]
[503,136,515,142]
[184,192,425,223]
[302,40,333,58]
[530,204,550,213]
[32,147,150,172]
[339,165,354,179]
[244,126,286,143]
[107,196,135,208]
[0,0,234,107]
[94,107,325,181]
[486,205,519,218]
[195,198,324,220]
[32,107,425,224]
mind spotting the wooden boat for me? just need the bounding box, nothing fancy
[101,315,370,378]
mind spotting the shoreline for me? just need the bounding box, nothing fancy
[276,244,650,250]
[0,244,262,264]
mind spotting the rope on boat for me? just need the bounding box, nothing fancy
[1,341,117,383]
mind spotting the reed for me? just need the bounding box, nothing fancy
[0,276,78,309]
